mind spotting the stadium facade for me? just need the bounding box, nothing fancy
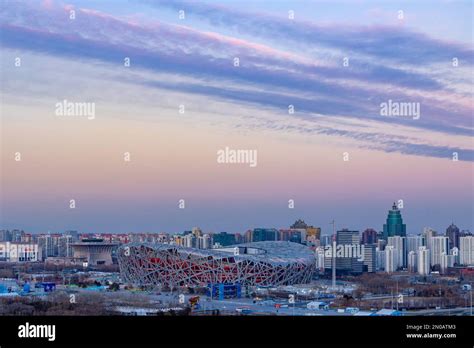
[118,241,315,288]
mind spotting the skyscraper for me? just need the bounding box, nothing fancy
[383,202,406,240]
[417,246,430,275]
[387,236,407,268]
[385,246,398,273]
[198,234,211,249]
[363,244,376,273]
[446,223,460,249]
[408,251,417,273]
[423,227,437,251]
[406,235,425,255]
[336,229,363,274]
[430,236,449,267]
[459,236,474,266]
[361,228,378,244]
[376,249,386,271]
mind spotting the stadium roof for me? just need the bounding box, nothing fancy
[126,241,315,266]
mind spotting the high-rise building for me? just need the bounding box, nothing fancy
[417,246,430,275]
[440,253,448,273]
[0,230,12,242]
[430,236,449,267]
[363,244,376,273]
[423,227,437,252]
[446,223,460,250]
[315,247,326,270]
[408,251,417,273]
[279,229,304,243]
[383,202,406,239]
[198,234,211,249]
[65,230,79,240]
[252,228,278,242]
[377,239,387,251]
[11,230,25,242]
[58,235,74,257]
[212,232,236,247]
[450,247,460,265]
[459,236,474,266]
[406,235,424,255]
[36,234,53,259]
[387,236,407,268]
[376,248,385,271]
[361,228,378,244]
[244,230,252,243]
[320,235,332,247]
[183,234,196,248]
[234,233,244,244]
[385,246,398,273]
[335,229,363,274]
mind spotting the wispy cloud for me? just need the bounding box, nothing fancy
[1,0,472,161]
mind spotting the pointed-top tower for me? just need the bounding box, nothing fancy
[383,202,406,240]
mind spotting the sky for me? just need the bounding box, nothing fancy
[0,0,473,235]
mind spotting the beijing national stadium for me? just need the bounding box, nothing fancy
[117,241,315,288]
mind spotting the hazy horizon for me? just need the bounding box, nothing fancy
[1,0,473,235]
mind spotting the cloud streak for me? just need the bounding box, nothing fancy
[1,0,472,161]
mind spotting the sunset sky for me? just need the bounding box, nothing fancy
[1,0,473,235]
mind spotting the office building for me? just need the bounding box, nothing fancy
[387,236,407,268]
[212,232,236,247]
[406,235,424,255]
[407,251,417,273]
[315,247,326,270]
[417,246,430,275]
[198,234,211,249]
[446,223,460,250]
[182,234,196,248]
[363,244,376,273]
[335,229,363,274]
[361,228,378,244]
[385,245,398,273]
[459,236,474,266]
[376,249,385,271]
[252,228,278,242]
[279,229,305,244]
[430,236,449,267]
[423,227,437,253]
[383,202,406,239]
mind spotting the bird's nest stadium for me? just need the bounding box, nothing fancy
[118,241,316,288]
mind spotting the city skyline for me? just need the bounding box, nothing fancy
[1,206,471,237]
[1,0,473,234]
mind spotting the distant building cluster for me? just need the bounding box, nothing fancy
[1,203,473,284]
[313,204,473,276]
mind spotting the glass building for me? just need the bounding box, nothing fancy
[383,202,406,239]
